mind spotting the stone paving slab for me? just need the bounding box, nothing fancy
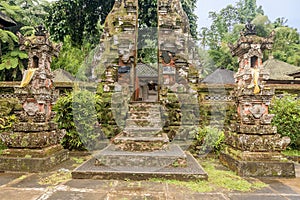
[0,159,299,200]
[0,173,24,186]
[46,191,108,200]
[0,188,44,200]
[72,152,208,181]
[260,179,299,194]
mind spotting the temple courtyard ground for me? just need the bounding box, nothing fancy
[0,154,299,200]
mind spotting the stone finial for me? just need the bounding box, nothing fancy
[34,24,47,36]
[244,20,257,36]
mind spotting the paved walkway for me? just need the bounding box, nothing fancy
[0,158,299,200]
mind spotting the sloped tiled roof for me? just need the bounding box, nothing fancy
[53,69,75,83]
[287,68,300,78]
[263,59,300,80]
[0,12,16,27]
[202,68,235,84]
[136,63,158,77]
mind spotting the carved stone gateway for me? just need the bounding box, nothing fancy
[72,0,206,181]
[220,25,295,177]
[0,28,69,172]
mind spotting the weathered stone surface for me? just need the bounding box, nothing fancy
[0,28,68,173]
[113,132,169,152]
[13,122,58,132]
[94,144,186,168]
[222,23,295,177]
[113,102,168,152]
[237,124,277,134]
[1,144,63,158]
[72,152,207,181]
[225,132,290,152]
[224,146,286,161]
[0,130,65,148]
[0,149,69,172]
[220,152,295,177]
[0,98,19,115]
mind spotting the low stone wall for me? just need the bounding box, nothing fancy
[1,81,300,126]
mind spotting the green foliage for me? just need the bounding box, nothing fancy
[45,0,114,46]
[0,115,17,132]
[282,150,300,157]
[199,0,300,69]
[51,35,91,76]
[272,27,300,66]
[193,126,225,154]
[0,0,50,81]
[54,89,118,150]
[72,89,102,150]
[270,94,300,150]
[54,91,83,150]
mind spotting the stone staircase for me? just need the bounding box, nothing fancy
[72,102,208,181]
[113,102,169,151]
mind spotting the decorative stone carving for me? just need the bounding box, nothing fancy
[220,23,295,177]
[0,26,68,172]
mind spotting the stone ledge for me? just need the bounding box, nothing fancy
[237,125,277,134]
[94,144,186,167]
[72,152,207,181]
[0,144,63,158]
[13,122,58,132]
[0,149,69,172]
[0,130,65,148]
[224,147,286,161]
[220,152,295,177]
[225,132,290,152]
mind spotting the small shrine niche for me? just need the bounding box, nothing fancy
[250,56,258,68]
[32,56,39,68]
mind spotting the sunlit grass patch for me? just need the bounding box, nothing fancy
[39,170,71,186]
[150,158,267,193]
[282,150,300,157]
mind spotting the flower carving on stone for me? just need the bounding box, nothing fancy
[249,104,266,119]
[23,102,39,116]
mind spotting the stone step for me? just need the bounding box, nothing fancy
[94,144,186,168]
[128,111,161,119]
[113,132,169,151]
[129,104,161,112]
[120,130,164,137]
[72,150,208,181]
[125,119,163,128]
[124,127,163,133]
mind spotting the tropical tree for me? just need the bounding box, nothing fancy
[45,0,115,47]
[0,0,49,81]
[272,26,300,66]
[199,0,300,72]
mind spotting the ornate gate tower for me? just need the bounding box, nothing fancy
[72,0,206,181]
[220,23,295,177]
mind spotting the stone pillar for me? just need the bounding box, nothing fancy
[220,23,295,177]
[92,0,138,98]
[0,26,69,172]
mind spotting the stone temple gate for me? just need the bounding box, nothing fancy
[88,0,201,101]
[72,0,207,180]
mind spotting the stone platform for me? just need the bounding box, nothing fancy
[220,152,295,177]
[72,146,207,181]
[0,147,69,173]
